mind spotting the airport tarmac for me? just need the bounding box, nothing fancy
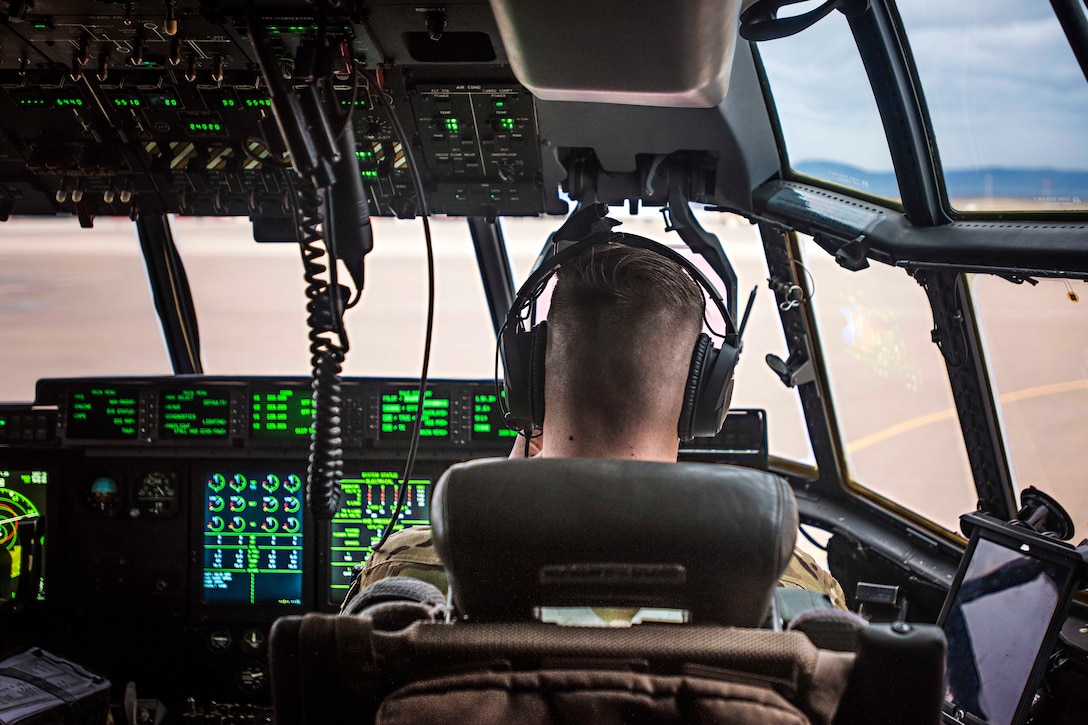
[1,213,1085,537]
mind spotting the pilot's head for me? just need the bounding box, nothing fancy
[543,243,705,461]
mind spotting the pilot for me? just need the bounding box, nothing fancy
[343,241,847,615]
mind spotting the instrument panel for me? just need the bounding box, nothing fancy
[0,375,768,707]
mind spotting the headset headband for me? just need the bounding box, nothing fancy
[505,230,739,346]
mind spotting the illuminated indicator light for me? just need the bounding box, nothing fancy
[32,22,47,30]
[495,101,504,108]
[444,118,459,132]
[222,98,236,107]
[355,151,374,160]
[19,99,45,106]
[340,98,366,107]
[361,170,378,179]
[500,118,515,131]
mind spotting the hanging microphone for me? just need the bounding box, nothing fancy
[328,121,373,291]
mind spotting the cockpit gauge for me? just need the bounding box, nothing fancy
[87,476,122,516]
[207,629,232,652]
[230,474,248,493]
[135,472,177,517]
[0,489,40,551]
[263,474,280,493]
[359,115,393,140]
[208,473,227,492]
[239,628,265,654]
[284,474,302,493]
[237,662,267,693]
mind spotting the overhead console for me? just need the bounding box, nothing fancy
[0,0,783,225]
[0,0,564,222]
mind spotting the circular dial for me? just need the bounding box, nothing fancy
[0,489,40,552]
[359,115,392,140]
[237,662,267,693]
[87,476,122,516]
[135,472,177,517]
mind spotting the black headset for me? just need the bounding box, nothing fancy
[500,208,744,442]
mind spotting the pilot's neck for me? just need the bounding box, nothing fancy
[540,425,680,463]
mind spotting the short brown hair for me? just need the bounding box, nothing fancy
[545,243,704,432]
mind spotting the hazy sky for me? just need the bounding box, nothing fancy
[758,0,1088,172]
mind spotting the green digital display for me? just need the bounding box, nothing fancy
[107,89,142,109]
[202,88,238,109]
[10,89,47,108]
[379,388,450,440]
[189,121,222,133]
[0,469,48,602]
[251,387,314,439]
[67,387,138,440]
[328,471,432,600]
[51,92,86,108]
[183,115,227,136]
[145,89,183,109]
[471,390,518,441]
[160,388,229,439]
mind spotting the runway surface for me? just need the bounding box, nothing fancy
[1,213,1084,536]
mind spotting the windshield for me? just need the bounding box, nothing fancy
[757,11,899,202]
[971,275,1088,533]
[0,210,814,464]
[896,0,1088,213]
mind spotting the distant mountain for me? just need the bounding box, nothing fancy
[792,161,1088,202]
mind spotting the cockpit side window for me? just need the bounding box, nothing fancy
[970,276,1088,535]
[896,0,1088,213]
[756,11,900,204]
[799,234,976,533]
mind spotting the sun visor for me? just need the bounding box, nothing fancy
[489,0,743,108]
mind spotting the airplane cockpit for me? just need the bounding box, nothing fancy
[1,1,1087,723]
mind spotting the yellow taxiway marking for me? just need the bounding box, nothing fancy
[846,378,1088,454]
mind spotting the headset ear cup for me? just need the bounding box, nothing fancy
[500,325,535,430]
[692,341,740,439]
[529,321,547,428]
[679,333,713,441]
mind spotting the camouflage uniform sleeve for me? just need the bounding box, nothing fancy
[338,526,448,613]
[778,546,849,610]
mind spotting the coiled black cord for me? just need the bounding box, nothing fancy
[291,177,349,519]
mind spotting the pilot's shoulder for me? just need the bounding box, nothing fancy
[779,547,848,610]
[353,526,446,592]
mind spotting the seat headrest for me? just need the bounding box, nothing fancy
[431,458,798,626]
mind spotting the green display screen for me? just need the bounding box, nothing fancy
[378,387,450,440]
[251,387,314,439]
[144,89,183,109]
[160,389,229,439]
[470,390,517,441]
[236,90,272,109]
[328,471,432,600]
[0,468,48,602]
[107,89,142,108]
[67,387,138,439]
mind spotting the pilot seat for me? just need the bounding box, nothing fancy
[270,458,946,724]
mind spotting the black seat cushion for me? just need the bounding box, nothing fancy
[431,458,798,626]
